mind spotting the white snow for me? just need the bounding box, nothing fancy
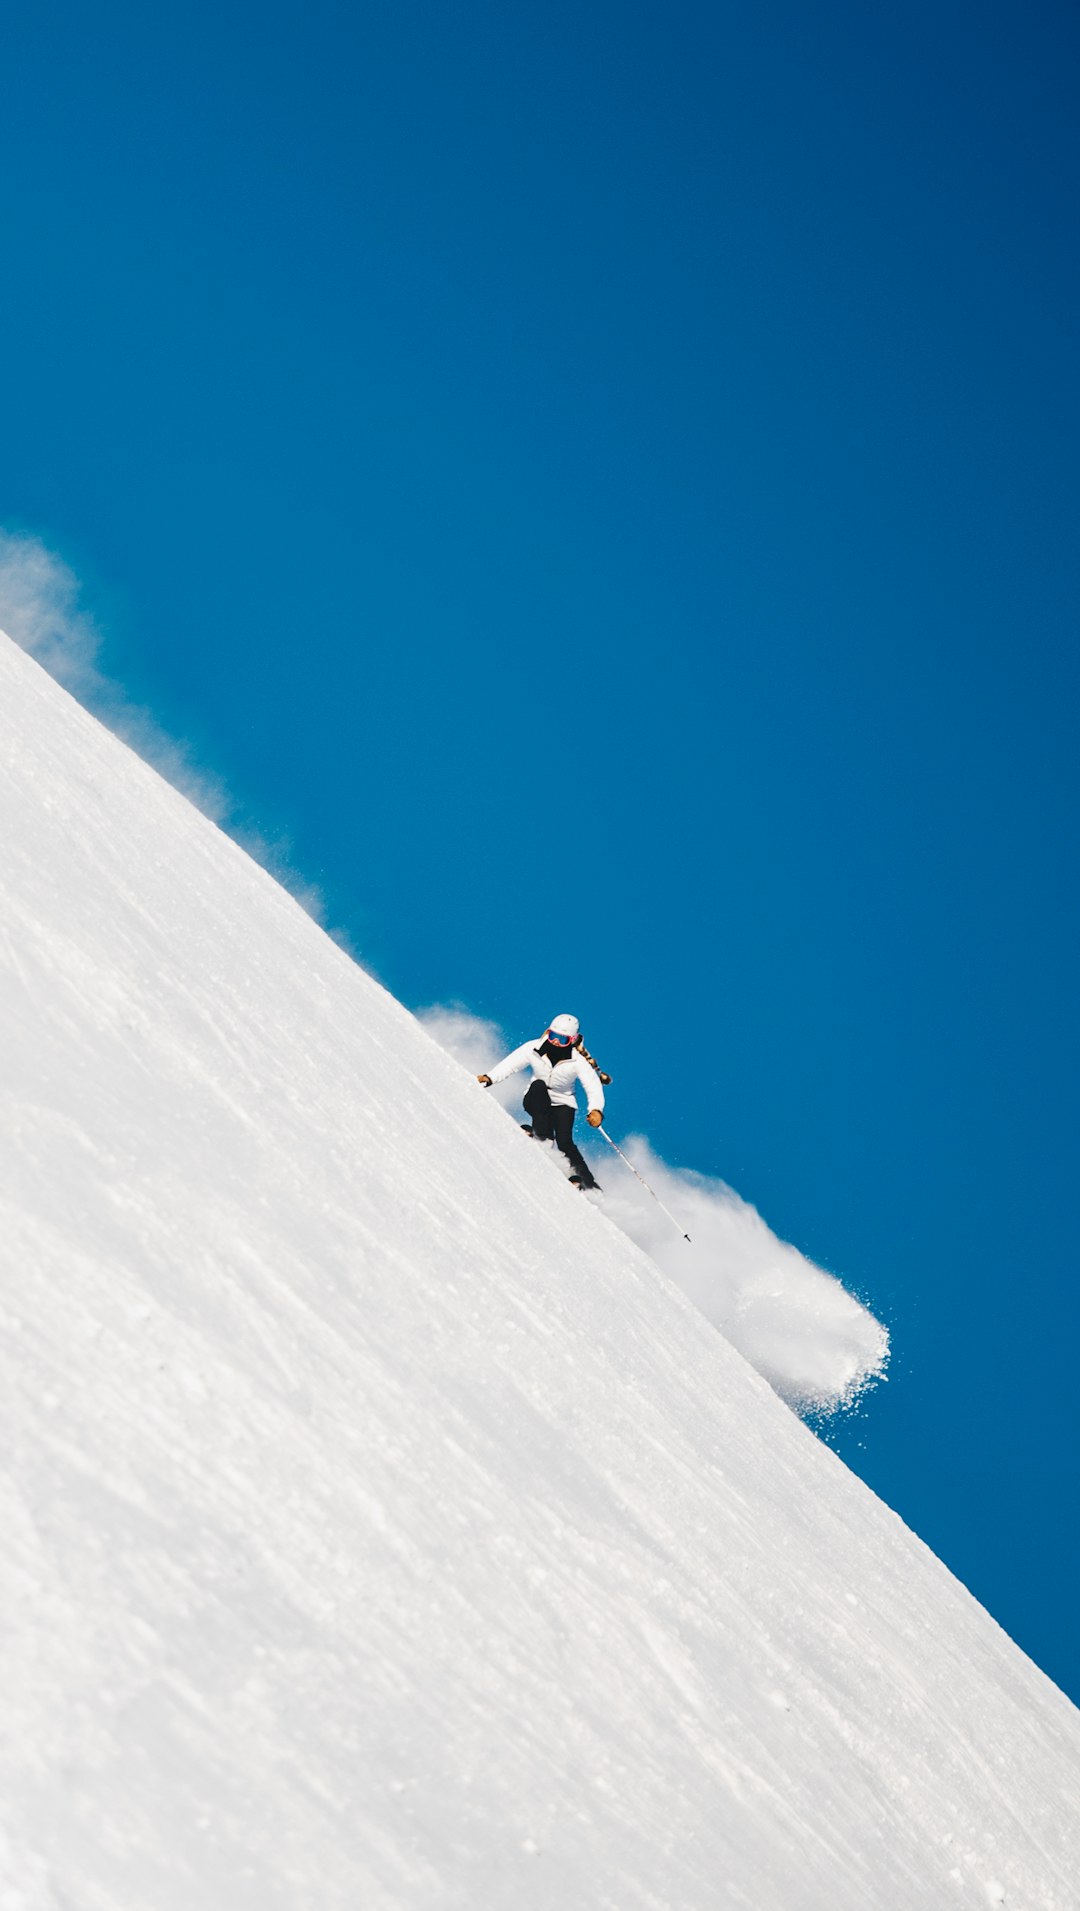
[1,628,1078,1910]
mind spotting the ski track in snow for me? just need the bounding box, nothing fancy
[1,629,1079,1911]
[417,1006,888,1415]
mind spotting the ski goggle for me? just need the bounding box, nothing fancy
[546,1028,576,1046]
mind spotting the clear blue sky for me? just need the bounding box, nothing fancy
[3,1,1078,1702]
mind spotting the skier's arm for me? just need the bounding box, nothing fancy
[483,1040,540,1088]
[574,1052,605,1120]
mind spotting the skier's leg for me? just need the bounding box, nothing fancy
[552,1106,599,1189]
[523,1079,556,1140]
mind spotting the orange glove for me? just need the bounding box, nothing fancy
[587,1108,603,1128]
[477,1074,492,1086]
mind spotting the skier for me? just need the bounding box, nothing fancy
[477,1014,605,1191]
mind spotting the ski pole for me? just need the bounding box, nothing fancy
[597,1127,692,1242]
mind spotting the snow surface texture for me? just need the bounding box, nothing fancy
[2,628,1079,1911]
[419,1006,887,1414]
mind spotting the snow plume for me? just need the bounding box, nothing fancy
[0,529,101,693]
[601,1140,889,1415]
[414,1004,527,1114]
[417,1004,889,1417]
[0,530,229,819]
[0,530,328,926]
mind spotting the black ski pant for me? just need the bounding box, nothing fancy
[523,1080,599,1189]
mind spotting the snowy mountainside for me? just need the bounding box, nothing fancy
[1,628,1079,1911]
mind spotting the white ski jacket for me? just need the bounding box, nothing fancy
[488,1039,606,1114]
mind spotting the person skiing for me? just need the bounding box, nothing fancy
[477,1014,605,1191]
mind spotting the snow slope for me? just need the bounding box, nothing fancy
[1,628,1078,1910]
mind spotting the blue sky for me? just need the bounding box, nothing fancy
[3,0,1079,1701]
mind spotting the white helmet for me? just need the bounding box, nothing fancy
[548,1013,579,1039]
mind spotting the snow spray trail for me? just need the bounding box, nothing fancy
[418,1006,889,1415]
[599,1140,888,1414]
